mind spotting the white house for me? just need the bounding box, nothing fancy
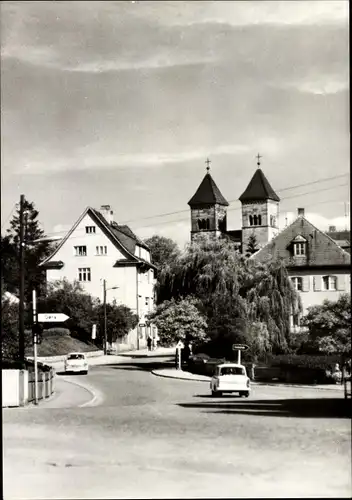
[40,205,157,349]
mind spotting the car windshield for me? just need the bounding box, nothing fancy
[67,354,85,360]
[220,367,245,376]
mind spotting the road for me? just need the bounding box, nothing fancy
[3,356,351,499]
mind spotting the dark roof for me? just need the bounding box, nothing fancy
[239,169,280,202]
[252,216,350,267]
[188,173,229,207]
[326,230,350,241]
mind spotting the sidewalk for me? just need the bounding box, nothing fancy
[151,367,345,391]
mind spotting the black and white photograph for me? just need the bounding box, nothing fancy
[1,1,350,498]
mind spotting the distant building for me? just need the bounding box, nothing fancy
[188,163,281,252]
[40,205,157,349]
[188,162,351,327]
[251,208,351,328]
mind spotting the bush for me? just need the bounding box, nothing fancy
[266,354,342,370]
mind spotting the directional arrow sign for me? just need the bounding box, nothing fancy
[232,344,249,351]
[37,313,70,323]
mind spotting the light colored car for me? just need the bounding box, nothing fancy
[210,363,250,397]
[64,352,89,375]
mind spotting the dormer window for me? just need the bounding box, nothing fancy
[294,242,306,255]
[292,235,307,256]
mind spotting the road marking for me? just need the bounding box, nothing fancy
[59,376,103,407]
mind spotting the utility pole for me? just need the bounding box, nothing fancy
[103,279,107,355]
[32,290,38,405]
[19,194,25,363]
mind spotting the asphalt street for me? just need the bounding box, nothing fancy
[3,356,351,499]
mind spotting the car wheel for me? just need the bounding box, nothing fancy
[244,391,250,398]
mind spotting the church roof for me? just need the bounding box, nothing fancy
[239,168,280,202]
[188,173,229,207]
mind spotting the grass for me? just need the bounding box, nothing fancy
[25,330,100,357]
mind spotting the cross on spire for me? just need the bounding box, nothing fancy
[205,158,211,172]
[256,153,262,167]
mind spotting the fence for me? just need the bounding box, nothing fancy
[2,362,55,407]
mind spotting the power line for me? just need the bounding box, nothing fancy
[1,203,17,231]
[119,172,349,224]
[22,173,349,239]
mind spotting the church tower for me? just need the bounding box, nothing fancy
[188,159,229,242]
[239,156,280,253]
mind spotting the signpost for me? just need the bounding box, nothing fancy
[32,290,38,405]
[37,313,69,323]
[176,340,184,370]
[232,344,249,365]
[91,324,96,341]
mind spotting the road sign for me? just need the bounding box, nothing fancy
[37,313,69,323]
[232,344,249,351]
[176,340,184,349]
[91,324,96,340]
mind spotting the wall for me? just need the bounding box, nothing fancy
[290,268,350,316]
[2,367,55,407]
[242,200,279,250]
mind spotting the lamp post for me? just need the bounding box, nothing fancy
[103,279,119,355]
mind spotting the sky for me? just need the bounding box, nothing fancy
[1,0,349,249]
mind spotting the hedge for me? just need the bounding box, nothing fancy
[266,354,343,370]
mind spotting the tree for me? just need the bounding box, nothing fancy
[1,295,20,360]
[147,297,207,346]
[95,302,138,345]
[1,235,19,295]
[37,279,99,342]
[155,236,301,354]
[301,294,351,354]
[5,197,53,301]
[144,235,180,271]
[245,233,259,257]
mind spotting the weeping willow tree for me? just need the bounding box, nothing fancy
[156,235,301,355]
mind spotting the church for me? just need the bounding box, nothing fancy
[188,157,280,253]
[188,158,350,322]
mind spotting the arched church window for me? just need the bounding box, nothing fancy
[253,215,258,225]
[258,215,262,226]
[205,219,210,230]
[197,219,203,230]
[249,215,253,226]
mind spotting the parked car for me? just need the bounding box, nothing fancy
[210,363,250,397]
[64,352,89,375]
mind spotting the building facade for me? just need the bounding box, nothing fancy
[40,205,157,349]
[188,163,350,327]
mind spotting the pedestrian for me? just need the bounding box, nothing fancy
[147,335,152,352]
[152,336,157,351]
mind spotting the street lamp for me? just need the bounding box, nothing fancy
[103,279,119,355]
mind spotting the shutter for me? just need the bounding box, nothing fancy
[313,276,321,291]
[337,275,346,291]
[302,276,310,292]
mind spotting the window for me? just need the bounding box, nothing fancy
[145,297,149,307]
[78,267,91,282]
[74,246,87,256]
[197,219,210,230]
[294,242,306,256]
[249,215,253,226]
[96,246,107,255]
[322,275,337,291]
[270,215,276,227]
[86,226,96,234]
[291,277,303,291]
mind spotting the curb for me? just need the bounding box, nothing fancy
[151,370,345,390]
[151,370,210,383]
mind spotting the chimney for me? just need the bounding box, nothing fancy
[328,225,336,232]
[100,205,113,225]
[297,208,305,217]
